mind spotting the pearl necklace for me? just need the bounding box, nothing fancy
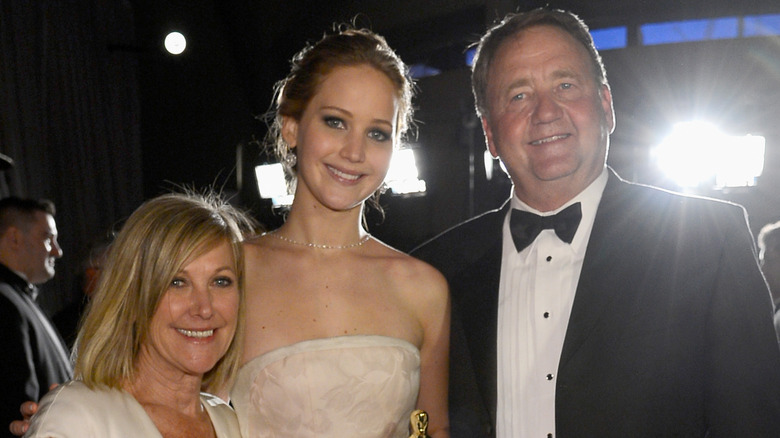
[266,230,371,249]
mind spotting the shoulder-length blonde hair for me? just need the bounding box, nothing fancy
[74,191,256,393]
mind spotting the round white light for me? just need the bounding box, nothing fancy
[164,31,186,55]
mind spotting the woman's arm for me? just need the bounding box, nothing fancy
[414,264,451,438]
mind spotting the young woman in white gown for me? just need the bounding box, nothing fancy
[230,28,450,437]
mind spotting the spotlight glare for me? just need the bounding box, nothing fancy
[255,163,292,206]
[484,150,494,181]
[385,148,427,195]
[653,121,765,189]
[164,31,187,55]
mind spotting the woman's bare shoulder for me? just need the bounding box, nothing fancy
[372,241,449,301]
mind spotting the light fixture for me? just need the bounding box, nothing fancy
[255,163,292,206]
[484,150,494,180]
[164,31,187,55]
[653,121,765,189]
[385,148,426,195]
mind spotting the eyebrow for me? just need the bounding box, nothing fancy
[177,265,236,275]
[505,77,531,92]
[320,105,394,129]
[504,67,581,90]
[550,68,581,81]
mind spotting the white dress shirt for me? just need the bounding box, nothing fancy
[496,169,607,438]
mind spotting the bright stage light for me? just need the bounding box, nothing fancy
[385,148,426,195]
[653,121,765,189]
[484,150,494,181]
[164,31,187,55]
[255,163,292,206]
[484,150,508,181]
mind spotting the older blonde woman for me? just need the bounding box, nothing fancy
[24,192,254,438]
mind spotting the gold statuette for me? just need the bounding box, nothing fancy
[409,409,430,438]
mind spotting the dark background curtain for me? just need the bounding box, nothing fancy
[0,0,143,315]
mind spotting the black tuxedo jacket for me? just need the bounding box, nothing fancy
[413,169,780,437]
[0,263,71,437]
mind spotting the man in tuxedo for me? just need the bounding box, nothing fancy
[413,8,780,437]
[0,197,71,436]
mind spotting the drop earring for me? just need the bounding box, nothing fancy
[282,151,297,169]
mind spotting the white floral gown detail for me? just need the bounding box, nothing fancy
[230,335,420,437]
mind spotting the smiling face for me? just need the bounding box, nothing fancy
[482,25,614,211]
[137,242,239,380]
[282,64,399,212]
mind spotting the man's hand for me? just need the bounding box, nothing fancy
[9,400,37,436]
[9,383,56,436]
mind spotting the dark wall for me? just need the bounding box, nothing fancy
[1,0,143,315]
[134,0,258,199]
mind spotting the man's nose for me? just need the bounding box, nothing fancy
[51,240,63,258]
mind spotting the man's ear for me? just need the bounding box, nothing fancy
[1,226,22,251]
[600,84,615,134]
[281,116,298,150]
[482,116,499,158]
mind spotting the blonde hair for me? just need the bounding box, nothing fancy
[74,191,256,393]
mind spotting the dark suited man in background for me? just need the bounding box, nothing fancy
[0,197,71,436]
[413,8,780,437]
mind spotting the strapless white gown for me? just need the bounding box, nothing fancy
[230,335,420,438]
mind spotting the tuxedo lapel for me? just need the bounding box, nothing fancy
[440,201,507,434]
[457,229,502,425]
[559,171,635,369]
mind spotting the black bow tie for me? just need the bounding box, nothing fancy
[510,202,582,252]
